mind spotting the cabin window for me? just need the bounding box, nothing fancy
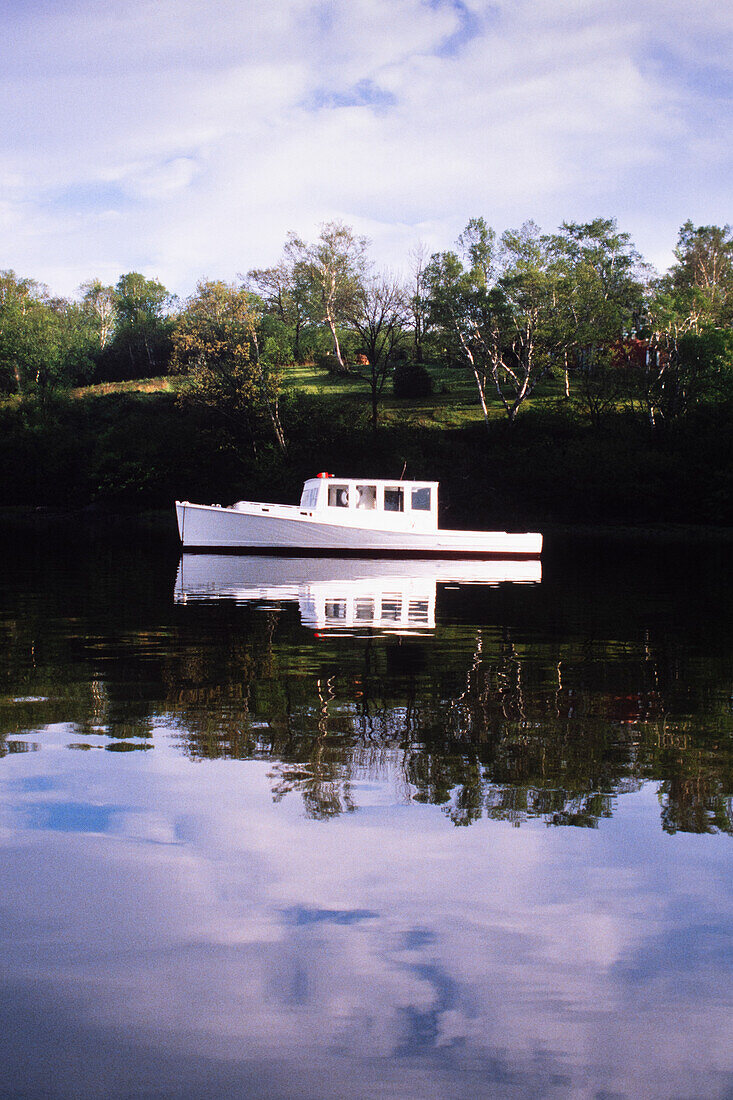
[384,486,404,512]
[300,486,318,509]
[411,487,431,511]
[408,600,429,623]
[356,484,376,510]
[355,598,375,621]
[325,600,346,621]
[381,595,402,620]
[328,484,350,508]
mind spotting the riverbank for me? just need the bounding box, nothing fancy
[0,505,180,548]
[1,383,731,532]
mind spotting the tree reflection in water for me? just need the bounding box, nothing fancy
[1,538,731,1100]
[1,538,731,835]
[161,614,732,835]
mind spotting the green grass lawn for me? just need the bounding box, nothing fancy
[280,363,370,396]
[11,360,570,432]
[277,360,570,429]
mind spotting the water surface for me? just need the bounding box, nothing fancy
[1,535,731,1098]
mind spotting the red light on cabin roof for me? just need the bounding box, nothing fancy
[316,472,332,478]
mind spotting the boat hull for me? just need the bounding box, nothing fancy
[176,502,543,558]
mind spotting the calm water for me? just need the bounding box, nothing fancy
[0,534,731,1099]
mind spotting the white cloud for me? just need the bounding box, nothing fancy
[122,156,200,199]
[0,0,730,293]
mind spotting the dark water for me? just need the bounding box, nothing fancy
[0,534,731,1099]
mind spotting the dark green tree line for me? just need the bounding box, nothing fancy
[1,218,731,436]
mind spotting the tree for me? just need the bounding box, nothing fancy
[639,222,733,427]
[347,273,408,429]
[171,280,286,454]
[407,241,431,363]
[424,246,496,424]
[547,218,648,422]
[286,222,369,371]
[570,345,628,429]
[664,221,733,330]
[79,279,115,350]
[0,271,42,393]
[424,218,561,424]
[247,235,312,363]
[0,271,89,397]
[631,323,732,427]
[107,272,174,379]
[47,297,97,388]
[457,216,496,288]
[495,221,564,420]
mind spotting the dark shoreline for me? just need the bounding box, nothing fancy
[0,506,180,548]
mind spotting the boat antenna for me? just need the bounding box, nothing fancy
[399,461,407,481]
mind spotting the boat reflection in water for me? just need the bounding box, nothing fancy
[174,554,542,633]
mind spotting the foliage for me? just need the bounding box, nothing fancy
[92,272,174,381]
[407,241,431,363]
[549,218,647,343]
[547,218,648,420]
[0,214,731,525]
[347,273,409,428]
[630,324,733,426]
[171,280,286,454]
[0,379,731,528]
[663,221,733,329]
[393,359,434,398]
[635,222,733,428]
[284,222,369,371]
[570,347,627,428]
[0,270,95,398]
[314,351,346,373]
[248,236,315,363]
[78,279,115,350]
[424,219,564,423]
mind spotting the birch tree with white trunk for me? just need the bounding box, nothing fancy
[424,218,562,424]
[286,222,368,371]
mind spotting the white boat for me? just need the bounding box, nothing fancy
[174,554,542,633]
[175,474,542,558]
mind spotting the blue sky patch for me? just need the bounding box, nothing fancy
[44,182,130,215]
[429,0,487,57]
[643,45,733,101]
[22,800,122,834]
[281,906,379,926]
[308,79,397,111]
[8,775,58,793]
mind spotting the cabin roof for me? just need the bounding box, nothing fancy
[304,476,439,487]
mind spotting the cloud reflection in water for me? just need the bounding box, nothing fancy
[0,737,731,1099]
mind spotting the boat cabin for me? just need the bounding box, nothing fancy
[299,475,439,530]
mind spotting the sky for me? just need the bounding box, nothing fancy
[1,0,731,298]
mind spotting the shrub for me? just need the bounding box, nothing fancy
[393,360,434,398]
[314,352,349,375]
